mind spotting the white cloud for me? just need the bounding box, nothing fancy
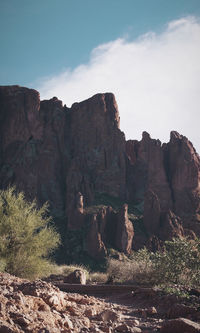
[37,16,200,152]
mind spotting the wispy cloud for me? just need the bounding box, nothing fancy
[36,16,200,151]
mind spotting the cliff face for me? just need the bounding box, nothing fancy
[0,85,199,262]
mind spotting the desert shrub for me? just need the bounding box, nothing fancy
[0,259,6,272]
[107,249,154,285]
[108,248,128,260]
[130,247,152,267]
[50,264,107,283]
[84,205,107,215]
[152,237,200,286]
[88,272,108,283]
[0,187,60,279]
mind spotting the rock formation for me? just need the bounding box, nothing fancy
[0,85,200,262]
[115,204,134,254]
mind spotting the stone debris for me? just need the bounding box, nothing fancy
[0,272,144,333]
[1,272,200,332]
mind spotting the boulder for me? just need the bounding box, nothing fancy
[115,323,142,332]
[97,309,120,322]
[167,303,197,319]
[64,269,87,284]
[160,318,200,333]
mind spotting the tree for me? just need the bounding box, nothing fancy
[0,187,60,279]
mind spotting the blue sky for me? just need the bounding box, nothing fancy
[1,0,200,85]
[0,1,200,151]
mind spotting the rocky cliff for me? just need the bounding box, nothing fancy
[0,85,199,263]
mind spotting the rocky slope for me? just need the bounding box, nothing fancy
[0,85,200,262]
[0,272,200,333]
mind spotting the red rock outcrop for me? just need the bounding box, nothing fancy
[115,204,134,254]
[0,85,200,259]
[66,93,126,211]
[167,131,200,216]
[126,131,172,211]
[165,131,200,235]
[143,190,184,243]
[126,130,200,249]
[85,213,108,260]
[143,190,161,235]
[83,203,134,259]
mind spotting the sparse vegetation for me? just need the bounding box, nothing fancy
[84,205,107,215]
[106,238,200,288]
[0,187,60,279]
[48,263,107,283]
[51,263,90,279]
[88,272,108,283]
[93,192,143,215]
[107,248,154,285]
[1,186,199,292]
[48,236,200,290]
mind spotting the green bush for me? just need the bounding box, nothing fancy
[152,237,200,286]
[0,187,60,279]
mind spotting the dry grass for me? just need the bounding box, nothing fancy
[50,265,108,284]
[88,272,108,284]
[107,258,155,285]
[50,264,90,279]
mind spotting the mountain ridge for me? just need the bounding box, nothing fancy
[0,85,199,264]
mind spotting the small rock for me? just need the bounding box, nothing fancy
[10,312,30,327]
[0,322,17,333]
[79,298,93,305]
[146,306,157,316]
[66,305,79,316]
[115,323,132,332]
[99,325,112,332]
[98,309,120,322]
[81,317,90,328]
[84,308,97,318]
[115,321,142,333]
[64,316,73,329]
[125,319,140,326]
[129,328,142,333]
